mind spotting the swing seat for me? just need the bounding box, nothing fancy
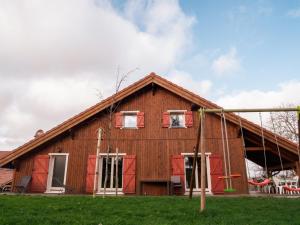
[224,188,236,193]
[283,185,300,192]
[218,174,241,179]
[218,176,230,179]
[248,178,271,187]
[230,173,241,178]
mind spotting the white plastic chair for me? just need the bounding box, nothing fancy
[273,177,282,194]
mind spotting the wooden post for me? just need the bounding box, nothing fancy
[189,111,201,199]
[93,128,103,198]
[200,109,206,212]
[115,147,119,196]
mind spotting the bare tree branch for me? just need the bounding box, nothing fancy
[266,103,299,143]
[102,67,138,197]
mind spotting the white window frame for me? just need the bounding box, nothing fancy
[181,152,212,194]
[120,111,140,129]
[45,153,69,194]
[97,153,126,194]
[167,110,187,128]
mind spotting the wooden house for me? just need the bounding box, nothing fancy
[0,73,299,195]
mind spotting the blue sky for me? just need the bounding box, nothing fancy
[180,0,300,94]
[109,0,300,103]
[0,0,300,149]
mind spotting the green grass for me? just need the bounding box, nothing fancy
[0,195,300,225]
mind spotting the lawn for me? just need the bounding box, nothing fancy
[0,195,300,225]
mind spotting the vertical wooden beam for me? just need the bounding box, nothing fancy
[11,168,16,193]
[115,147,119,196]
[93,128,103,198]
[200,109,206,212]
[295,162,300,181]
[189,111,201,199]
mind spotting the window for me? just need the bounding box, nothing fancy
[184,156,210,192]
[115,111,144,129]
[123,113,137,128]
[98,155,123,192]
[46,153,69,193]
[170,112,185,128]
[163,110,193,128]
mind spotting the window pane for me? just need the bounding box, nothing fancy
[51,155,66,187]
[112,157,123,188]
[197,157,208,189]
[185,157,195,189]
[185,156,208,189]
[124,114,137,128]
[101,157,112,188]
[170,113,184,127]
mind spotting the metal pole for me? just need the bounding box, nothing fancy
[200,109,206,212]
[189,111,201,199]
[204,108,298,113]
[93,128,103,198]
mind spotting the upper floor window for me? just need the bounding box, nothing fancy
[170,112,185,128]
[115,111,144,129]
[163,110,193,128]
[124,112,137,128]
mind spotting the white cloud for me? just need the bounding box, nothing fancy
[0,0,194,77]
[166,70,212,97]
[216,80,300,124]
[211,47,241,76]
[287,8,300,18]
[0,0,195,150]
[216,80,300,108]
[0,77,100,148]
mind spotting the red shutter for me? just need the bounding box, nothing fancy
[185,111,193,127]
[85,155,96,193]
[123,155,136,194]
[162,112,170,128]
[171,155,185,189]
[137,112,145,128]
[209,154,224,194]
[31,155,49,193]
[115,112,123,128]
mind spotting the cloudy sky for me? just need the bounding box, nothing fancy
[1,0,300,150]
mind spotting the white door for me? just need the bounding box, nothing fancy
[46,154,69,193]
[184,155,211,193]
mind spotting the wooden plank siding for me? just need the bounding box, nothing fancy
[12,85,248,195]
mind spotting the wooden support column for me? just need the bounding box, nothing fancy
[295,162,300,178]
[93,128,103,198]
[200,109,206,212]
[189,111,201,199]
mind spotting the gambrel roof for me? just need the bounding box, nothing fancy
[0,73,298,166]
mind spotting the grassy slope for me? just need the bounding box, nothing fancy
[0,196,299,225]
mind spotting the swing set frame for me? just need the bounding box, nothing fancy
[190,106,300,212]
